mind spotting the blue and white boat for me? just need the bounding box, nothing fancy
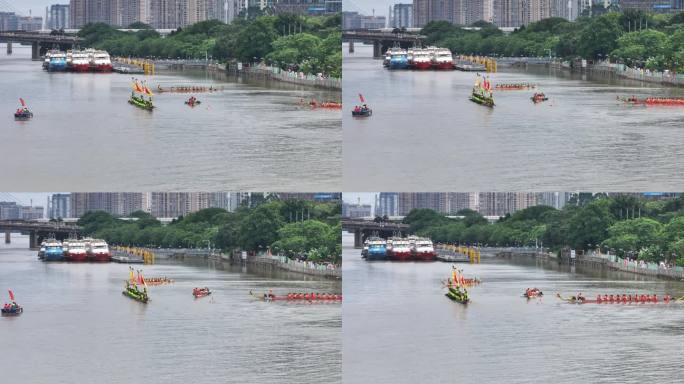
[388,49,409,70]
[366,237,388,260]
[43,240,65,261]
[48,52,68,72]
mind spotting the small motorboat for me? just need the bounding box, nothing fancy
[352,106,372,117]
[531,93,548,103]
[2,290,22,316]
[523,288,543,298]
[14,98,33,120]
[193,287,211,298]
[185,97,201,107]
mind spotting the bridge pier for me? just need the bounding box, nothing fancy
[348,40,354,53]
[4,231,9,244]
[31,42,41,60]
[354,229,364,248]
[29,232,39,249]
[373,41,382,59]
[6,42,11,55]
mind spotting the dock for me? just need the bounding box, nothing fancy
[113,62,144,74]
[436,253,471,262]
[111,255,144,264]
[454,61,486,71]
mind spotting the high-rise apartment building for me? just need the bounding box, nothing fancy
[48,4,71,29]
[149,0,188,28]
[390,3,413,28]
[375,192,399,217]
[69,193,144,217]
[49,193,71,219]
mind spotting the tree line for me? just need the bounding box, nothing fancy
[422,10,684,72]
[77,13,341,77]
[404,193,684,265]
[78,199,342,263]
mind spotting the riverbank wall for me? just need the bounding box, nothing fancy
[116,247,340,279]
[495,247,684,280]
[546,59,684,87]
[576,254,684,280]
[114,58,340,90]
[226,63,341,90]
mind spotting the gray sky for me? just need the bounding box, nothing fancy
[343,192,376,206]
[1,1,57,16]
[345,0,401,17]
[0,193,54,207]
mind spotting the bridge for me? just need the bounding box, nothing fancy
[343,30,426,58]
[0,31,83,60]
[341,219,411,248]
[0,220,83,249]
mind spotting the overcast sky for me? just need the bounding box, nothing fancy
[345,0,403,17]
[1,0,57,16]
[0,193,54,206]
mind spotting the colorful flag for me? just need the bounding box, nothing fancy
[143,86,154,96]
[8,290,14,301]
[358,93,365,103]
[19,98,25,107]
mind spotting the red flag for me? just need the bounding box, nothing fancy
[358,93,365,103]
[135,82,143,93]
[8,290,14,301]
[19,98,26,107]
[138,272,144,285]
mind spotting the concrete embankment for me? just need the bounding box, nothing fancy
[496,248,684,280]
[116,247,340,280]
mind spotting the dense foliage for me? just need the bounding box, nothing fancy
[422,10,684,71]
[77,13,341,77]
[405,194,684,264]
[78,199,342,263]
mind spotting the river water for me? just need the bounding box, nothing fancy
[0,45,340,191]
[0,235,341,384]
[342,234,684,384]
[343,44,684,191]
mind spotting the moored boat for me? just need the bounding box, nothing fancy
[70,51,90,72]
[48,52,68,72]
[90,50,113,72]
[43,239,65,261]
[431,48,454,70]
[411,49,432,70]
[86,239,110,262]
[388,238,412,261]
[65,240,88,262]
[366,237,388,260]
[388,48,409,70]
[413,238,436,261]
